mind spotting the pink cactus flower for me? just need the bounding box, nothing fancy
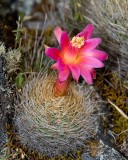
[45,24,108,96]
[45,24,107,84]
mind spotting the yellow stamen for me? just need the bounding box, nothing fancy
[71,36,84,48]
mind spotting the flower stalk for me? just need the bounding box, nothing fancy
[54,74,72,96]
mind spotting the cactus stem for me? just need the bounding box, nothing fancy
[54,74,72,97]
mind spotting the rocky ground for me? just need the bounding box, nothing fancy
[0,0,128,160]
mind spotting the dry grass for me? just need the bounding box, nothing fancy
[14,72,99,157]
[89,0,128,78]
[71,0,128,79]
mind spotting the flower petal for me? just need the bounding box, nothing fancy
[80,65,93,84]
[45,47,60,61]
[51,63,58,69]
[80,57,104,68]
[77,24,94,39]
[62,44,78,63]
[58,58,66,71]
[81,38,101,52]
[87,66,96,78]
[85,49,108,61]
[51,58,66,71]
[60,31,70,50]
[69,65,80,82]
[54,27,63,44]
[58,67,70,82]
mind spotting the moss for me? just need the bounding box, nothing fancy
[95,72,128,145]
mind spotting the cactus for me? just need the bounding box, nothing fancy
[15,72,99,157]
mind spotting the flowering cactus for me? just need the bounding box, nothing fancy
[45,24,108,96]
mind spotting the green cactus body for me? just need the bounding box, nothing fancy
[15,73,99,157]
